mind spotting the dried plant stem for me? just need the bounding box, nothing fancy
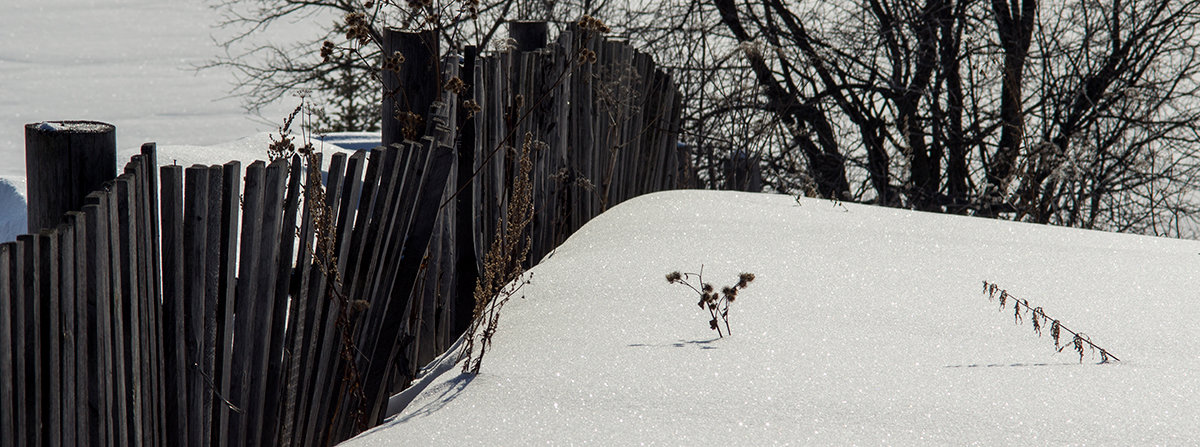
[981,281,1119,363]
[460,132,537,374]
[667,268,755,337]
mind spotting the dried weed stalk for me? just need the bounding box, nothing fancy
[269,99,369,431]
[460,132,537,374]
[981,281,1119,364]
[667,267,755,337]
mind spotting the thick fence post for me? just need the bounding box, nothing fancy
[24,121,116,233]
[510,20,548,51]
[381,28,439,148]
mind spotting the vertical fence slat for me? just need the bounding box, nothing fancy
[304,150,365,447]
[360,140,458,426]
[292,152,341,446]
[82,198,113,447]
[282,153,324,447]
[139,143,166,447]
[0,242,15,447]
[228,161,265,447]
[261,157,303,447]
[182,165,210,447]
[123,161,152,447]
[116,174,145,447]
[201,164,222,447]
[38,228,63,447]
[213,160,241,447]
[102,184,131,447]
[67,211,91,446]
[15,235,42,446]
[244,158,289,445]
[159,166,188,447]
[56,220,77,447]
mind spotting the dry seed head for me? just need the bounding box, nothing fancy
[344,12,371,45]
[666,271,682,283]
[577,15,611,33]
[738,272,755,288]
[383,51,405,73]
[321,41,336,62]
[462,99,482,119]
[444,76,467,95]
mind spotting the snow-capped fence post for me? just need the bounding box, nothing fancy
[24,121,117,234]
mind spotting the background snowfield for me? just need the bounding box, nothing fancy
[347,191,1200,445]
[0,0,302,179]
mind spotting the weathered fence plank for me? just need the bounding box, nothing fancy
[261,157,303,447]
[201,164,222,447]
[100,184,130,447]
[228,161,265,447]
[0,242,15,447]
[38,228,63,447]
[159,165,187,446]
[56,220,77,447]
[115,174,145,447]
[16,234,43,447]
[213,161,242,447]
[183,165,210,447]
[304,150,366,447]
[82,198,113,447]
[360,140,458,425]
[66,211,91,445]
[281,153,322,447]
[244,158,289,446]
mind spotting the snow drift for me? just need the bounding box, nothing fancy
[346,190,1200,445]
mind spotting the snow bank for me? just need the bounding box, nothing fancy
[0,176,28,242]
[346,190,1200,445]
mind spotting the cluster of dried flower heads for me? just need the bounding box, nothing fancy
[982,281,1118,363]
[667,269,755,337]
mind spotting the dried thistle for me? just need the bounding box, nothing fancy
[462,99,482,119]
[320,40,336,62]
[577,15,611,34]
[668,268,755,337]
[344,12,371,45]
[444,76,467,95]
[382,51,406,73]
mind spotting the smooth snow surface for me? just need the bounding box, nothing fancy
[346,190,1200,445]
[0,0,309,178]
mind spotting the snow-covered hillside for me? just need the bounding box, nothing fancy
[346,190,1200,445]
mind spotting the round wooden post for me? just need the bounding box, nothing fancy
[510,21,548,51]
[381,28,439,148]
[24,121,117,233]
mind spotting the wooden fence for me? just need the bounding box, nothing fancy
[0,23,690,446]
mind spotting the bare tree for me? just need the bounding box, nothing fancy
[628,0,1200,236]
[206,0,614,131]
